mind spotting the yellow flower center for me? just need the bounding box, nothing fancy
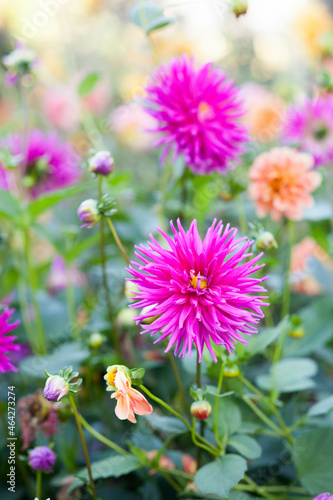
[198,101,214,121]
[190,273,208,290]
[107,369,117,387]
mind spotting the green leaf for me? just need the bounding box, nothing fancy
[27,183,91,220]
[70,454,141,491]
[308,395,333,417]
[194,454,247,498]
[228,434,262,459]
[244,316,290,357]
[207,397,242,438]
[20,342,89,378]
[293,428,333,494]
[256,358,318,393]
[130,2,175,34]
[0,189,20,220]
[144,414,187,434]
[78,73,100,97]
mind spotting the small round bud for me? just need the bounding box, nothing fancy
[88,151,114,176]
[231,0,248,17]
[190,400,212,420]
[89,331,106,349]
[28,446,56,473]
[289,327,305,339]
[256,231,278,251]
[117,308,137,327]
[77,199,100,228]
[223,364,240,378]
[43,375,69,402]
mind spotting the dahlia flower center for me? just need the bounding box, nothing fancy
[270,176,283,193]
[190,271,208,290]
[197,101,215,122]
[24,157,49,187]
[313,123,328,141]
[107,369,117,387]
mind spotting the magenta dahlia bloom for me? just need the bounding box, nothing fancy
[313,494,333,500]
[283,95,333,167]
[0,129,81,198]
[28,446,56,473]
[127,219,268,361]
[0,308,20,373]
[143,56,248,175]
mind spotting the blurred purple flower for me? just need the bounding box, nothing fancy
[283,95,333,167]
[313,494,333,500]
[28,446,56,473]
[0,129,81,198]
[143,56,248,175]
[127,219,268,362]
[2,41,38,87]
[88,150,114,176]
[47,255,87,294]
[0,308,20,373]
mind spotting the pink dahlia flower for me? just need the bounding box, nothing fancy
[143,56,248,175]
[0,308,20,373]
[0,129,81,198]
[248,148,322,221]
[283,95,333,167]
[127,219,268,361]
[313,494,333,500]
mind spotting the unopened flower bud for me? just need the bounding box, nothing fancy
[231,0,248,17]
[88,151,114,176]
[117,308,137,327]
[223,364,240,378]
[28,446,56,473]
[256,231,278,251]
[77,199,100,228]
[89,331,106,349]
[2,42,37,87]
[190,400,212,420]
[289,327,305,339]
[43,375,70,402]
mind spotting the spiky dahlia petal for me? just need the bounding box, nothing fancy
[143,56,248,175]
[0,308,21,373]
[127,219,268,362]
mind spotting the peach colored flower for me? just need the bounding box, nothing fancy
[241,83,285,143]
[82,78,112,115]
[290,237,333,295]
[248,148,322,221]
[109,103,156,152]
[110,370,153,423]
[42,87,80,132]
[294,2,333,58]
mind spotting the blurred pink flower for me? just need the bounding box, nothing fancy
[0,308,20,373]
[110,103,156,152]
[248,148,321,221]
[82,78,112,115]
[143,56,248,174]
[182,454,197,474]
[145,450,175,475]
[283,95,333,167]
[43,87,81,132]
[128,219,268,362]
[47,256,87,294]
[313,494,333,500]
[0,129,81,198]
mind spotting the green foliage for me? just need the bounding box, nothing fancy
[194,454,247,498]
[256,357,318,393]
[293,428,333,494]
[228,434,262,459]
[77,73,100,97]
[130,2,175,34]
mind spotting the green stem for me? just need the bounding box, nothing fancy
[164,342,191,421]
[281,219,295,319]
[69,395,97,500]
[139,385,219,455]
[236,194,248,233]
[241,396,284,437]
[24,229,46,354]
[65,264,78,340]
[106,217,130,265]
[17,276,36,352]
[79,414,128,455]
[36,470,42,500]
[213,361,225,449]
[191,418,219,456]
[98,178,120,355]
